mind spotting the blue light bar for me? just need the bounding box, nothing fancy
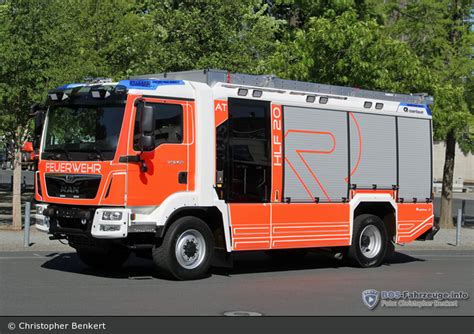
[55,83,86,90]
[118,79,185,90]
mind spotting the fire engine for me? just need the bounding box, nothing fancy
[32,70,437,280]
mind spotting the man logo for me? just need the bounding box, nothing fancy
[64,175,75,183]
[362,289,380,310]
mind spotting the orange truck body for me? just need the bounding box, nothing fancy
[34,70,436,257]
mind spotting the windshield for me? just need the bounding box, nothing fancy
[43,105,125,161]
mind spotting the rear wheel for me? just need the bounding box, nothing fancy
[152,216,214,280]
[348,214,388,268]
[76,245,130,270]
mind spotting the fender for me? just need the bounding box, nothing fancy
[349,193,397,244]
[131,191,232,252]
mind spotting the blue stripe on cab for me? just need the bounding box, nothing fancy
[399,103,432,116]
[118,79,185,90]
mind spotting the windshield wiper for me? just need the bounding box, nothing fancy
[46,147,71,161]
[88,147,104,161]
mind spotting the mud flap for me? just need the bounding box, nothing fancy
[416,225,440,241]
[211,248,233,268]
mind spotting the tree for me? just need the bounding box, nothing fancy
[139,0,283,74]
[0,0,95,229]
[268,8,430,93]
[0,1,65,230]
[384,0,473,228]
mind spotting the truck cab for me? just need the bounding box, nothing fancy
[34,76,223,279]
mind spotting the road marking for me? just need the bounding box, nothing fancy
[223,311,263,316]
[0,255,49,259]
[412,255,474,258]
[128,276,153,280]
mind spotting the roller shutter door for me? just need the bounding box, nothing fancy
[398,117,432,201]
[349,113,397,189]
[283,106,348,202]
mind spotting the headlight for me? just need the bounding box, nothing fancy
[36,205,46,215]
[102,211,123,221]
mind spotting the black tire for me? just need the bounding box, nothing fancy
[384,240,396,261]
[152,216,214,280]
[76,246,130,270]
[348,214,388,268]
[265,249,308,262]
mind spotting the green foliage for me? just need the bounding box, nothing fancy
[69,0,155,78]
[384,0,473,153]
[0,0,91,144]
[142,0,283,74]
[269,9,430,93]
[271,0,384,27]
[0,0,283,145]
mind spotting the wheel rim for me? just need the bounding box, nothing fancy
[175,229,206,270]
[359,225,382,259]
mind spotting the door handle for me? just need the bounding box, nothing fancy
[178,171,188,184]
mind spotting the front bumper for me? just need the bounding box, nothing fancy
[33,204,50,232]
[38,204,131,239]
[91,208,131,239]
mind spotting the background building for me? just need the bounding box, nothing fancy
[433,141,474,192]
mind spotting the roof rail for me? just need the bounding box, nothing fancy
[131,69,433,105]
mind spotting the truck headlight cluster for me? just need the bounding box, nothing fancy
[102,211,123,221]
[36,204,46,215]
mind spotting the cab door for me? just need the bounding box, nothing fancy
[126,97,195,206]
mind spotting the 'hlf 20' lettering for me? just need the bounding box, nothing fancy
[272,105,282,167]
[271,105,283,202]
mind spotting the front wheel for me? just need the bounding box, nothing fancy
[348,214,388,268]
[152,216,214,280]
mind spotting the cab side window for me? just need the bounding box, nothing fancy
[134,103,183,150]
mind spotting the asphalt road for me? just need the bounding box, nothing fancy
[0,250,472,316]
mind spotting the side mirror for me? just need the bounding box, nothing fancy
[136,101,155,151]
[140,135,154,151]
[141,105,154,134]
[31,103,45,150]
[21,141,34,153]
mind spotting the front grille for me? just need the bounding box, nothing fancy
[45,174,101,199]
[57,218,89,231]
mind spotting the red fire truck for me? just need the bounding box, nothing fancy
[33,70,437,280]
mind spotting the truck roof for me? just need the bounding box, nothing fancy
[49,70,432,118]
[131,69,433,106]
